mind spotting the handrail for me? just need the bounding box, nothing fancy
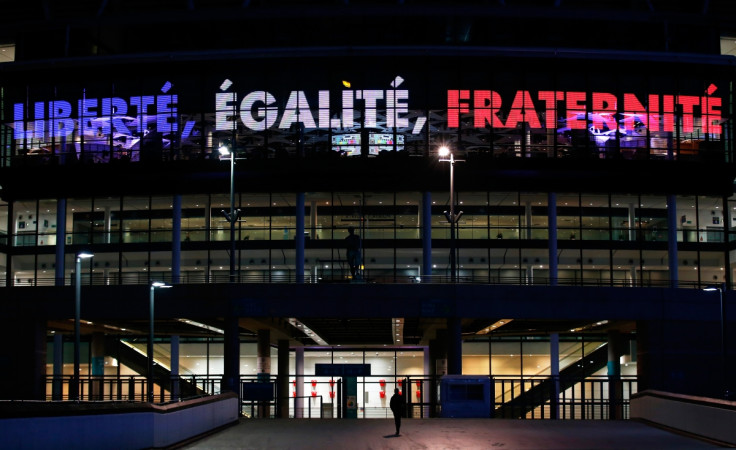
[5,273,718,288]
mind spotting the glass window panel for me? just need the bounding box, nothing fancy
[698,195,724,243]
[14,200,37,247]
[150,196,172,243]
[121,197,150,244]
[580,194,610,241]
[92,197,121,244]
[522,341,551,376]
[638,195,667,243]
[489,192,520,240]
[395,192,420,240]
[36,199,57,246]
[557,193,580,240]
[181,194,208,242]
[489,341,521,376]
[676,195,697,243]
[700,251,726,287]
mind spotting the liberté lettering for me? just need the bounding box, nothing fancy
[11,77,723,144]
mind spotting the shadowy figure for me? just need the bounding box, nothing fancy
[345,226,361,279]
[389,388,403,436]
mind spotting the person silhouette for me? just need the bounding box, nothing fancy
[345,226,361,279]
[389,388,403,436]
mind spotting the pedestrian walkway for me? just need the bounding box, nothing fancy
[179,418,731,449]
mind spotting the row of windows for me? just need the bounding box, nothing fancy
[1,191,733,287]
[2,192,732,246]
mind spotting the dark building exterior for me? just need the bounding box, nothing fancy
[0,1,735,416]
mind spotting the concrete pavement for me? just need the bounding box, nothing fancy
[178,418,731,449]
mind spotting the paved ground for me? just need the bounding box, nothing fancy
[179,418,731,449]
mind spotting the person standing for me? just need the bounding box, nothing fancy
[389,387,404,436]
[345,226,361,279]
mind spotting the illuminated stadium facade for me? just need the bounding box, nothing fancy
[0,1,735,419]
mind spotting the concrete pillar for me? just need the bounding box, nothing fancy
[295,347,304,418]
[608,330,623,419]
[171,335,180,401]
[55,198,66,286]
[257,329,271,417]
[277,339,290,418]
[667,194,678,288]
[309,201,318,239]
[222,315,240,395]
[447,318,462,375]
[628,203,636,242]
[422,191,432,279]
[104,206,112,244]
[429,331,447,417]
[550,333,560,419]
[172,195,182,284]
[91,332,105,400]
[548,193,558,286]
[52,333,63,400]
[296,193,305,283]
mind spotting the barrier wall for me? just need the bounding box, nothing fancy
[0,392,239,450]
[630,390,736,446]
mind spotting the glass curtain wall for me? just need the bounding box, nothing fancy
[8,191,733,287]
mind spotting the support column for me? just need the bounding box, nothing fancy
[52,333,63,400]
[90,332,105,400]
[447,318,462,375]
[55,198,66,286]
[628,203,636,242]
[277,339,290,418]
[222,314,240,395]
[296,193,305,283]
[548,193,558,286]
[104,206,112,244]
[608,330,623,419]
[525,201,532,240]
[257,329,271,418]
[422,191,432,279]
[667,194,678,288]
[295,347,304,418]
[171,335,180,401]
[309,201,318,239]
[172,195,182,284]
[429,331,447,417]
[550,333,560,419]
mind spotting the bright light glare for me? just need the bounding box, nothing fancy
[77,252,94,259]
[152,281,171,288]
[218,145,231,156]
[438,146,450,157]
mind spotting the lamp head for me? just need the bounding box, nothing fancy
[218,145,231,156]
[704,286,721,292]
[438,146,450,158]
[151,281,171,288]
[77,251,94,259]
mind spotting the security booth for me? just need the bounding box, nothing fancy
[439,375,491,418]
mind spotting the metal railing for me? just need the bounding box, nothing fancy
[13,272,715,289]
[44,373,636,421]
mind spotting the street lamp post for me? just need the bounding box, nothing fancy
[219,144,241,283]
[73,251,94,401]
[439,146,463,283]
[704,283,729,399]
[148,281,171,403]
